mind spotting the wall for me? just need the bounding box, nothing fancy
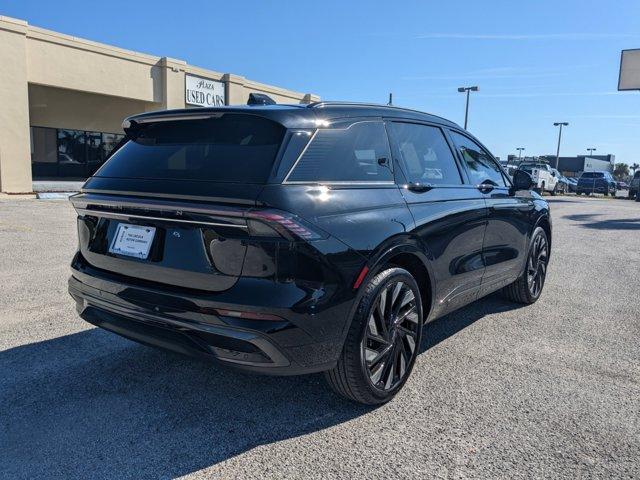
[0,17,31,192]
[0,15,319,193]
[29,85,157,134]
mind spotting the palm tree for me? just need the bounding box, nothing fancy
[614,163,630,180]
[631,163,640,175]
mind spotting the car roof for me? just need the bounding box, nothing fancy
[125,101,461,130]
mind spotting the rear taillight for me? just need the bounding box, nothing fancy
[245,209,327,241]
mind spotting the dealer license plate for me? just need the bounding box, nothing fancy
[109,223,156,259]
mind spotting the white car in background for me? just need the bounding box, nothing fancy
[518,163,561,195]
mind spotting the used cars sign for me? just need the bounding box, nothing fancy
[185,74,225,107]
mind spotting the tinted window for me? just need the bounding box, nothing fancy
[390,122,461,185]
[286,122,393,183]
[635,171,640,179]
[450,132,506,187]
[96,114,285,183]
[581,172,603,179]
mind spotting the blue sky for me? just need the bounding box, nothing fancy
[2,0,639,165]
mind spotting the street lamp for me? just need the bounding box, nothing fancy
[587,147,596,157]
[458,86,479,129]
[516,147,525,163]
[553,122,569,169]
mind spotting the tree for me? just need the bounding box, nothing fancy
[613,163,630,180]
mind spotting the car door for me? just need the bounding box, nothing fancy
[386,120,487,319]
[448,130,533,298]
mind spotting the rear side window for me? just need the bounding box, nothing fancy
[285,122,393,183]
[389,122,462,185]
[96,114,285,183]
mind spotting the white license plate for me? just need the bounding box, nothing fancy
[109,223,156,259]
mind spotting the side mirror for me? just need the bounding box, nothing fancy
[513,170,534,191]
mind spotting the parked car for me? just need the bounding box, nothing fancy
[68,101,552,405]
[518,162,560,195]
[629,171,640,200]
[576,171,617,196]
[616,181,628,190]
[553,169,570,194]
[566,177,578,193]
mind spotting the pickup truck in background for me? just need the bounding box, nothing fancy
[518,163,561,195]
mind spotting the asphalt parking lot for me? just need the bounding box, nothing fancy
[1,194,639,479]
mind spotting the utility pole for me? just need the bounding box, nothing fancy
[388,93,393,106]
[457,86,479,129]
[553,122,569,169]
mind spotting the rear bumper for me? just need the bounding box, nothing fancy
[68,256,353,375]
[577,185,613,193]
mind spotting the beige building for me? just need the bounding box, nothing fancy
[0,16,319,193]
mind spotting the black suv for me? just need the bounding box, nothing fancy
[69,102,551,404]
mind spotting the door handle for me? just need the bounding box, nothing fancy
[407,182,433,193]
[477,183,495,194]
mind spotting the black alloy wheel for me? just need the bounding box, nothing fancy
[325,268,423,404]
[361,280,420,391]
[526,232,548,299]
[502,227,549,304]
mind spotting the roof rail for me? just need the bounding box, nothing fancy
[306,101,456,125]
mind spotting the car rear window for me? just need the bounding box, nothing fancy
[95,114,285,183]
[581,172,603,179]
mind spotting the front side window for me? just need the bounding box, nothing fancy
[450,131,506,187]
[389,122,461,185]
[285,122,393,183]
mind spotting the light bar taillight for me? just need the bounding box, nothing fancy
[245,210,327,241]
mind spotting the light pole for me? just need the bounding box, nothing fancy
[458,86,479,129]
[587,147,596,157]
[516,147,525,164]
[553,122,569,169]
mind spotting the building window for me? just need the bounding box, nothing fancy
[30,127,125,179]
[30,127,58,178]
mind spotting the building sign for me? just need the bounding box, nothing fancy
[185,74,226,107]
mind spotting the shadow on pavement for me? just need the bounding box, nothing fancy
[421,292,524,353]
[2,292,522,479]
[564,213,640,231]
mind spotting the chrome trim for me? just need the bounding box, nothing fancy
[70,193,248,218]
[76,209,248,229]
[284,181,396,185]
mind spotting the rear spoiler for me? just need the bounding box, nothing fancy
[122,112,226,138]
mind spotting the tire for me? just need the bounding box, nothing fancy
[325,267,423,405]
[629,190,635,200]
[604,187,609,196]
[550,184,557,196]
[576,191,582,196]
[502,227,549,305]
[636,193,640,202]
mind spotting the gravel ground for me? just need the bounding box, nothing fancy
[1,194,639,479]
